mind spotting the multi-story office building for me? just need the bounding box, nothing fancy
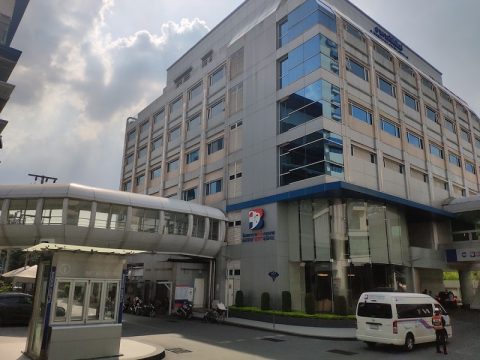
[121,0,480,312]
[0,0,29,149]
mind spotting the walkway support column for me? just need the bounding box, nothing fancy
[459,269,475,308]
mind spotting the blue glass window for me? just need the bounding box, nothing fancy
[279,79,341,133]
[125,153,134,165]
[136,174,145,186]
[168,126,181,142]
[378,77,395,97]
[154,109,164,126]
[406,132,423,148]
[278,0,336,47]
[167,158,179,172]
[207,138,224,154]
[425,106,438,123]
[189,82,202,100]
[137,147,147,159]
[429,143,443,159]
[205,179,222,195]
[151,137,162,151]
[444,118,456,133]
[381,118,400,137]
[150,167,161,179]
[349,103,372,125]
[449,153,461,167]
[460,128,471,143]
[188,113,201,132]
[465,162,476,174]
[475,137,480,149]
[127,130,136,142]
[208,100,225,119]
[279,33,338,88]
[170,97,182,114]
[182,187,198,201]
[346,57,368,81]
[403,93,418,111]
[210,66,225,86]
[186,149,199,164]
[279,130,343,186]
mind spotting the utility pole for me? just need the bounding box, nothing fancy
[28,173,58,184]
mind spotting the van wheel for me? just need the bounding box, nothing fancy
[365,341,376,349]
[404,333,415,351]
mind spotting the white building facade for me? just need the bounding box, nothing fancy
[121,0,480,312]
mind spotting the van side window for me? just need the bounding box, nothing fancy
[357,302,392,319]
[396,303,433,319]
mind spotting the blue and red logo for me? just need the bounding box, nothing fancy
[248,208,265,230]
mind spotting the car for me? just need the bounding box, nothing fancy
[0,292,33,326]
[436,290,458,309]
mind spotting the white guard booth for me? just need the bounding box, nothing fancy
[23,244,143,360]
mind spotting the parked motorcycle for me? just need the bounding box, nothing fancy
[176,300,193,319]
[203,301,226,323]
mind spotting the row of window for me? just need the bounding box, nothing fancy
[181,179,223,201]
[0,198,222,240]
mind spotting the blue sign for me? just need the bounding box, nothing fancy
[268,271,279,282]
[372,26,403,54]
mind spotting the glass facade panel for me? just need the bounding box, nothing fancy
[279,33,338,88]
[279,130,343,186]
[87,282,102,321]
[278,0,336,47]
[368,204,389,263]
[279,79,341,133]
[70,282,87,321]
[8,199,37,225]
[41,199,63,225]
[209,219,220,240]
[192,215,205,238]
[94,203,127,230]
[104,282,118,321]
[67,199,91,227]
[54,282,70,322]
[163,211,188,235]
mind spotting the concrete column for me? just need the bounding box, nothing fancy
[459,270,475,308]
[4,249,11,273]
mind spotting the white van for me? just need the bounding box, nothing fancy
[356,292,452,351]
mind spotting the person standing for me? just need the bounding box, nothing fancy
[432,307,447,355]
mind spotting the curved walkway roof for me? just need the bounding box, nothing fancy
[0,183,227,258]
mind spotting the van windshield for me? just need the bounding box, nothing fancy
[357,302,392,319]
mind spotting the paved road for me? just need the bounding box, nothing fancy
[121,309,480,360]
[1,310,478,359]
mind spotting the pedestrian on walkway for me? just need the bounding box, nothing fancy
[432,307,447,355]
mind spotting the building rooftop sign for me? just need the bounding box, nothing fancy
[371,26,404,55]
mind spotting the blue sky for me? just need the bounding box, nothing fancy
[1,0,478,189]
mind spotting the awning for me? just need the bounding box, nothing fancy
[1,265,37,283]
[24,243,146,255]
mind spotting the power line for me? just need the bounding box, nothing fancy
[28,173,58,184]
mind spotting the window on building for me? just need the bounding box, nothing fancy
[429,143,444,159]
[444,118,456,133]
[279,130,344,186]
[399,62,415,78]
[279,79,341,133]
[188,82,203,100]
[229,172,242,180]
[131,208,160,233]
[277,0,336,47]
[344,22,364,40]
[278,33,339,88]
[139,121,149,135]
[151,137,162,152]
[406,132,423,149]
[137,147,147,159]
[440,91,452,104]
[208,219,220,240]
[381,118,400,138]
[460,128,471,143]
[41,199,63,225]
[192,215,206,238]
[421,77,434,91]
[167,158,179,172]
[182,187,198,201]
[136,173,145,186]
[123,180,132,192]
[127,130,136,143]
[346,57,368,81]
[425,106,438,123]
[209,66,225,86]
[349,103,372,125]
[125,153,134,165]
[169,97,183,115]
[188,113,201,132]
[94,203,127,230]
[163,211,188,235]
[403,92,418,111]
[174,68,191,88]
[186,148,199,164]
[449,153,461,167]
[230,47,244,80]
[205,179,223,195]
[229,83,243,115]
[207,138,224,154]
[208,99,225,119]
[67,199,91,227]
[378,76,396,97]
[374,43,392,61]
[202,50,213,67]
[154,109,164,126]
[230,121,243,130]
[150,167,161,180]
[475,137,480,149]
[465,161,476,174]
[168,126,181,142]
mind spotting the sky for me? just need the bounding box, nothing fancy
[1,0,479,190]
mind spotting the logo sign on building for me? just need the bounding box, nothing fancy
[248,208,265,230]
[371,26,404,54]
[446,248,480,262]
[268,271,279,282]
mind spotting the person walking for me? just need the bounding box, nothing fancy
[432,307,447,355]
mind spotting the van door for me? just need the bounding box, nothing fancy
[357,301,394,340]
[396,303,435,343]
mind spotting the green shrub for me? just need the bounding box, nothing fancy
[235,290,244,307]
[305,293,315,314]
[281,291,292,312]
[261,292,270,310]
[334,295,347,316]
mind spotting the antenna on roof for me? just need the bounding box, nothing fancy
[28,173,58,184]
